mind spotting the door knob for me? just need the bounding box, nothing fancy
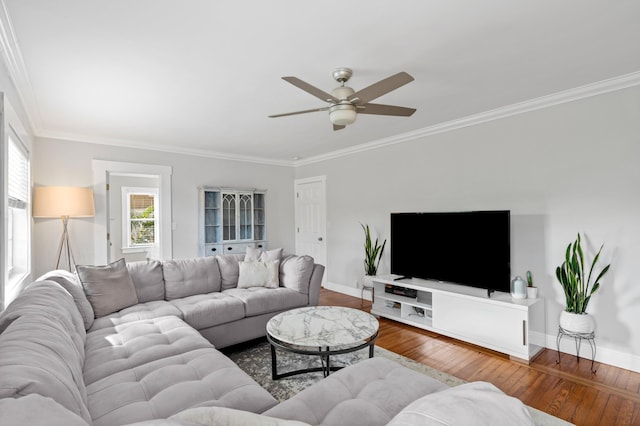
[318,237,323,241]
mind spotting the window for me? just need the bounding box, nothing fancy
[121,187,158,251]
[6,132,30,291]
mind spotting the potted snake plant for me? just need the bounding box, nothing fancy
[362,224,386,287]
[555,233,610,333]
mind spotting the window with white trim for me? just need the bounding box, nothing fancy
[121,187,158,251]
[6,132,30,288]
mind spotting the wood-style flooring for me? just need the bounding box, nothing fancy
[319,287,640,426]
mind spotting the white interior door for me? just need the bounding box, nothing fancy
[294,176,327,284]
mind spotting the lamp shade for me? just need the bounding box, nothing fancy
[33,186,95,218]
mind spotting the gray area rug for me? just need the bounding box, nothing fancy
[223,338,572,426]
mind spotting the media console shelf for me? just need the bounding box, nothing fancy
[371,275,545,363]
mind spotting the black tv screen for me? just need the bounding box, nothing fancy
[390,210,510,293]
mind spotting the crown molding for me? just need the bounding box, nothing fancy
[38,130,295,167]
[0,0,41,131]
[295,70,640,167]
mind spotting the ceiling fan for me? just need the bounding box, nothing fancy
[269,67,416,131]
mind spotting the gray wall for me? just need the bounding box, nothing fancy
[32,137,296,278]
[296,86,640,371]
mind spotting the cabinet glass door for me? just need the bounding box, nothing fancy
[238,193,253,240]
[222,193,236,241]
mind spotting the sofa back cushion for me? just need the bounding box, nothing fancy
[35,270,95,330]
[0,393,89,426]
[0,305,92,423]
[77,258,140,318]
[163,256,221,300]
[216,254,245,290]
[0,281,86,355]
[279,255,315,294]
[127,259,165,302]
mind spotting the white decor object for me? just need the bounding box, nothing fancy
[559,310,595,334]
[510,276,527,299]
[526,286,538,299]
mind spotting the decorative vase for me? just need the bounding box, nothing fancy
[526,286,538,299]
[559,311,595,334]
[510,276,527,299]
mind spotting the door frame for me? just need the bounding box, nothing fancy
[294,175,327,282]
[92,160,172,264]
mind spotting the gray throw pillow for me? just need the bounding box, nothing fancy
[76,258,139,318]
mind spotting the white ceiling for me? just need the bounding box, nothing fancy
[3,1,640,165]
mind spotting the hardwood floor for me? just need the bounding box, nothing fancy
[320,287,640,426]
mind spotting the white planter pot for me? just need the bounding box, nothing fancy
[362,275,376,288]
[526,287,538,299]
[559,311,595,334]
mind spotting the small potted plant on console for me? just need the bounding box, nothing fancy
[555,233,611,334]
[526,270,538,299]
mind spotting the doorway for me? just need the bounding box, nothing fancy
[92,160,172,264]
[294,176,327,283]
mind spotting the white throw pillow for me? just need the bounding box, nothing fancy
[237,260,280,289]
[387,381,535,426]
[245,247,283,263]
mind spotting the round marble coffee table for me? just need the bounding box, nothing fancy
[266,306,379,380]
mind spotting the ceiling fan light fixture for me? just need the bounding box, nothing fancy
[329,104,357,126]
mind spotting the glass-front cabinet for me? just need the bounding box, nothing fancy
[199,187,267,256]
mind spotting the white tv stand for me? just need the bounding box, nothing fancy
[371,275,545,363]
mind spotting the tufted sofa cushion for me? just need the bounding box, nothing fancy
[0,280,86,356]
[169,292,246,329]
[84,316,212,385]
[163,257,221,300]
[127,259,166,303]
[36,269,95,329]
[83,316,277,426]
[223,287,309,317]
[0,313,92,423]
[89,300,183,331]
[264,357,449,426]
[0,394,90,426]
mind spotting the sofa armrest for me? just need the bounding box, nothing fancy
[307,264,325,306]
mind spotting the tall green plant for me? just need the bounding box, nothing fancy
[555,233,610,314]
[362,224,386,276]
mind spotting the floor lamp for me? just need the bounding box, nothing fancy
[33,186,95,271]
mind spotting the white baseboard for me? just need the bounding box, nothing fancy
[544,333,640,373]
[323,281,372,301]
[325,283,640,373]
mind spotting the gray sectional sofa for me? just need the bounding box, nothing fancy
[0,252,536,426]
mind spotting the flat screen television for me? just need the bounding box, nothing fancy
[390,210,510,294]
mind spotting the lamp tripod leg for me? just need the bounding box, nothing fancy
[56,216,76,271]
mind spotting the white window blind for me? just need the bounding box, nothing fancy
[8,135,29,208]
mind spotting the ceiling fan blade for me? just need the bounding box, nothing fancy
[333,124,346,131]
[358,103,416,117]
[282,77,339,103]
[347,72,414,104]
[269,106,329,118]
